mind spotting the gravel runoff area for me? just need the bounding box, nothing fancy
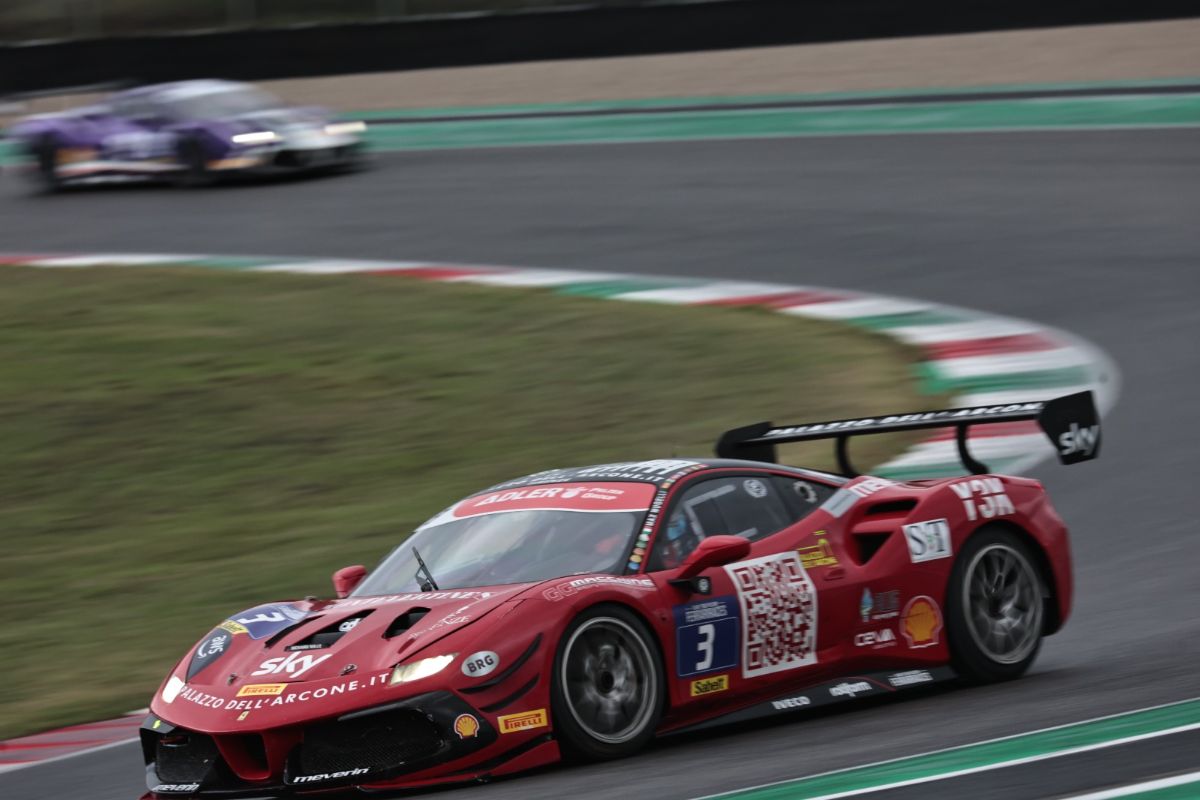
[8,17,1200,122]
[255,18,1200,110]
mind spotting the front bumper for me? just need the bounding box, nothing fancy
[141,690,509,797]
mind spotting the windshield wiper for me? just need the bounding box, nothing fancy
[412,546,439,592]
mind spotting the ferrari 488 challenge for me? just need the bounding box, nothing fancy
[140,392,1099,798]
[8,79,365,190]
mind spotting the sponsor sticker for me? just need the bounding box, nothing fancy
[229,603,308,640]
[743,479,768,498]
[853,629,897,649]
[829,680,873,698]
[771,695,811,711]
[453,713,481,739]
[222,672,393,712]
[236,683,288,697]
[455,482,656,518]
[690,674,730,697]
[674,596,739,677]
[888,669,934,687]
[293,767,369,784]
[334,589,497,608]
[252,651,331,678]
[846,477,895,498]
[725,553,818,678]
[901,596,943,648]
[950,478,1014,521]
[462,651,499,678]
[498,708,548,734]
[1058,422,1099,459]
[903,519,952,563]
[797,533,839,569]
[860,588,900,622]
[543,575,655,602]
[187,628,234,679]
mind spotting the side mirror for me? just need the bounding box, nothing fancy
[332,565,366,598]
[675,535,751,581]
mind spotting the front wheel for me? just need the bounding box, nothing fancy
[175,137,213,187]
[552,605,663,761]
[947,527,1047,683]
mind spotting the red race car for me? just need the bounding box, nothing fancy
[139,392,1099,798]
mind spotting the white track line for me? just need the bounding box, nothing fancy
[780,723,1200,800]
[692,696,1200,800]
[1058,770,1200,799]
[0,735,139,774]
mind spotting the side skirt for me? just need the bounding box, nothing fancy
[667,666,957,736]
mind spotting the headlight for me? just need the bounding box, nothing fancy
[231,130,280,145]
[390,654,455,685]
[323,121,366,136]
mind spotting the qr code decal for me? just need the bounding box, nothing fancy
[724,553,817,677]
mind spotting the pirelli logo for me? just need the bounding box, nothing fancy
[236,683,287,697]
[497,708,548,734]
[690,674,729,697]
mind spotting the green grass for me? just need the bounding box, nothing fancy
[0,266,942,739]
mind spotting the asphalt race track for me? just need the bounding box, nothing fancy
[2,129,1199,799]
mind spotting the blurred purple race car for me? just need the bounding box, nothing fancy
[8,79,366,190]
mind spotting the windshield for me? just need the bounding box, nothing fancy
[352,482,655,595]
[164,86,282,120]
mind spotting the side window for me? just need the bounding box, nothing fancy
[647,476,793,571]
[772,476,836,521]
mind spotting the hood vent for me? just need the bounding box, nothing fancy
[385,608,430,639]
[264,615,322,649]
[285,611,372,651]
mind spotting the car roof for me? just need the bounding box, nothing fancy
[115,79,249,102]
[479,458,847,495]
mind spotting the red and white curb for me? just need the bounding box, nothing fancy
[0,252,1118,767]
[0,710,146,773]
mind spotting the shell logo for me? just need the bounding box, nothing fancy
[453,713,480,739]
[901,595,943,648]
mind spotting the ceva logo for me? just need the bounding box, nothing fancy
[251,652,330,678]
[853,629,897,648]
[1058,423,1099,457]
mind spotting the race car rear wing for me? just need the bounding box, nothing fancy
[715,391,1100,476]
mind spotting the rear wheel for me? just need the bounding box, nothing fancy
[30,135,64,192]
[947,527,1046,683]
[552,605,662,761]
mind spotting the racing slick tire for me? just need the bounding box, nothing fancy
[946,526,1047,684]
[30,134,64,192]
[552,604,664,761]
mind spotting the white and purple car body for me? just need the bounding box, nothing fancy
[7,79,366,189]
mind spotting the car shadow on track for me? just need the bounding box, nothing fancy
[372,670,1077,798]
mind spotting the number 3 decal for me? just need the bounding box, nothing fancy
[695,623,714,672]
[673,597,739,677]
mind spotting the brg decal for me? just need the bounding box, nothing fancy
[724,553,817,677]
[673,596,739,677]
